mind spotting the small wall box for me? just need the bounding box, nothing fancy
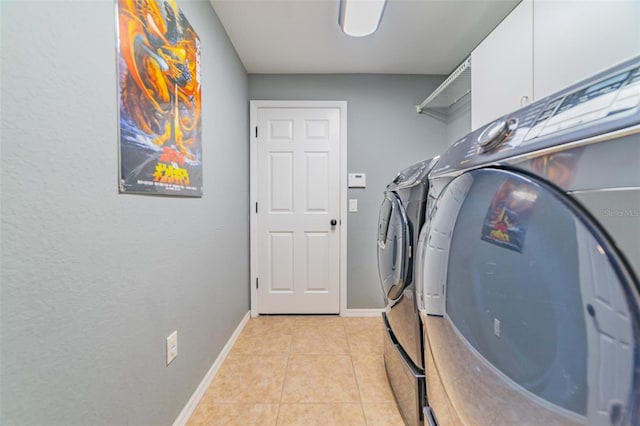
[348,173,366,188]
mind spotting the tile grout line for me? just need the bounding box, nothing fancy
[235,316,385,425]
[190,316,388,425]
[274,317,296,425]
[344,318,369,425]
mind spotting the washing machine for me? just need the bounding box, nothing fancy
[416,55,640,425]
[378,157,438,426]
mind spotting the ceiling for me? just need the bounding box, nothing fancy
[210,0,520,75]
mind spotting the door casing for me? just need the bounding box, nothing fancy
[249,100,347,317]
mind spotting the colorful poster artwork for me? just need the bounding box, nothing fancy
[481,179,538,253]
[116,0,202,196]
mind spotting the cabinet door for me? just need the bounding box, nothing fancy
[471,0,533,130]
[534,0,640,100]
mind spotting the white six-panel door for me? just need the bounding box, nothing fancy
[253,104,342,314]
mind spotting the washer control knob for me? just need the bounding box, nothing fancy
[478,117,518,153]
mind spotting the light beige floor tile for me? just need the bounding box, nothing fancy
[187,315,405,425]
[195,384,218,410]
[344,317,384,354]
[352,353,395,402]
[250,315,298,333]
[188,403,279,426]
[232,331,292,355]
[294,315,344,329]
[362,401,405,426]
[277,404,365,426]
[232,317,294,355]
[281,354,360,403]
[207,353,288,403]
[186,401,215,426]
[343,316,382,331]
[290,323,349,354]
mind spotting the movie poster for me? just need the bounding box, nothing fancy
[481,179,538,253]
[116,0,202,196]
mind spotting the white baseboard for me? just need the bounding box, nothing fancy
[173,311,251,426]
[340,308,384,317]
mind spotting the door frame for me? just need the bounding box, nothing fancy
[249,100,348,317]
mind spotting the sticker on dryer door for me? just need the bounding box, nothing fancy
[481,179,538,253]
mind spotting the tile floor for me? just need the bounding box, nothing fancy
[187,315,405,426]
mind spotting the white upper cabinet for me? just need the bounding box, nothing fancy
[471,0,533,130]
[471,0,640,130]
[533,0,640,100]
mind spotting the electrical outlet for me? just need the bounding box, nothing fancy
[493,318,500,337]
[166,331,178,365]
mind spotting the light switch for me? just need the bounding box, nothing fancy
[348,173,366,188]
[349,199,358,212]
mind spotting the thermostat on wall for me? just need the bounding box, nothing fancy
[348,173,366,188]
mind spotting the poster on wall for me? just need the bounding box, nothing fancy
[116,0,202,196]
[481,178,538,253]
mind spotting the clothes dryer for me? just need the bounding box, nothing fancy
[378,157,438,426]
[416,56,640,425]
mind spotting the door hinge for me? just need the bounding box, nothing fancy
[256,277,259,289]
[255,126,258,138]
[255,202,258,213]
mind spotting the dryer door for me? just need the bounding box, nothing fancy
[378,192,410,302]
[422,168,639,425]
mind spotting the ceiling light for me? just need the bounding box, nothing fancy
[339,0,387,37]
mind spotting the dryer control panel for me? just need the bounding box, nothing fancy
[523,66,640,144]
[386,157,439,191]
[431,56,640,176]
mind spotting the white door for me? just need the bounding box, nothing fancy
[253,103,342,314]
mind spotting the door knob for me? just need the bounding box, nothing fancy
[330,219,337,226]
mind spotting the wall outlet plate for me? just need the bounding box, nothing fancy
[166,331,178,365]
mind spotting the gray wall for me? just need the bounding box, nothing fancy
[445,95,472,146]
[249,75,448,308]
[0,1,249,425]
